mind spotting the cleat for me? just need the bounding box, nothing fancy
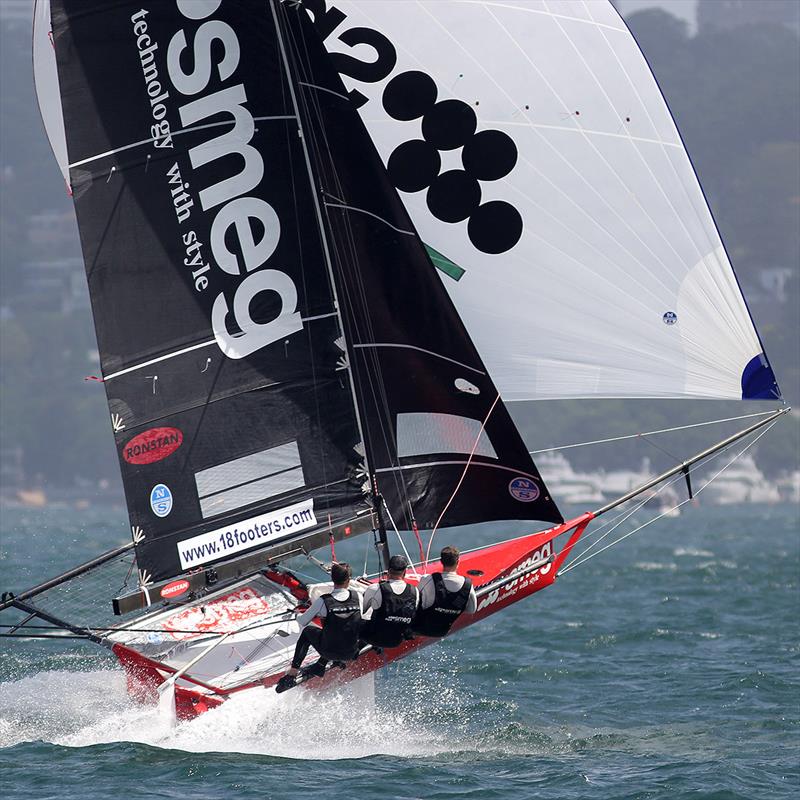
[275,674,296,693]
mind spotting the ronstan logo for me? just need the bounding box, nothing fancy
[123,427,183,465]
[160,579,190,600]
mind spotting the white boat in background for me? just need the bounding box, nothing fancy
[535,451,605,505]
[701,454,782,505]
[775,471,800,504]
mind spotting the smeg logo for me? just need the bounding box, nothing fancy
[305,2,523,256]
[383,71,522,255]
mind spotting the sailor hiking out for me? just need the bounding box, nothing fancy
[276,562,362,692]
[359,554,419,649]
[413,546,477,637]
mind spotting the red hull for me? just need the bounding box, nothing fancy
[113,513,592,719]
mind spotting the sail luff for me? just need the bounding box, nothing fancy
[268,0,373,492]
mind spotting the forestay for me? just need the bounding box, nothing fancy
[311,0,781,402]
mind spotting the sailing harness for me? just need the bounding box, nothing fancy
[318,589,362,661]
[363,581,417,647]
[412,573,472,638]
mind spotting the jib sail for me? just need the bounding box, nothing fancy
[277,2,561,531]
[46,0,561,587]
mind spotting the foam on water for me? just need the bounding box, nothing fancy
[0,666,480,760]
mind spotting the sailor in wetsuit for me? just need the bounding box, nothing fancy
[276,562,362,692]
[359,554,419,650]
[412,545,477,638]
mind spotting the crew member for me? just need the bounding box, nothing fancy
[276,562,362,692]
[412,545,477,637]
[359,554,419,649]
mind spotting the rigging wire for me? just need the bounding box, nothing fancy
[381,499,421,578]
[564,470,686,566]
[284,9,418,524]
[558,420,778,575]
[528,410,778,455]
[561,427,766,569]
[425,392,502,567]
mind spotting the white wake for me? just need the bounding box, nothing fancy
[0,666,465,759]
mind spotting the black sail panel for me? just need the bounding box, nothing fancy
[50,0,368,582]
[279,5,562,529]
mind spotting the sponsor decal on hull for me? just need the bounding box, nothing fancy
[161,586,272,640]
[477,542,553,612]
[123,427,183,464]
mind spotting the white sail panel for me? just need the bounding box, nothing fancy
[33,0,70,189]
[320,0,779,401]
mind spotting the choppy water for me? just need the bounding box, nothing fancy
[1,503,798,799]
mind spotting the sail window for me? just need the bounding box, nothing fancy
[396,413,497,459]
[195,442,304,519]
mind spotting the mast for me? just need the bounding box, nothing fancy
[268,0,371,491]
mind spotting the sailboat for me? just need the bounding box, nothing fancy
[2,0,787,720]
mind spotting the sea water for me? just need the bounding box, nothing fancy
[0,503,797,799]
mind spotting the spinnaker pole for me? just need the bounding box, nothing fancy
[592,406,790,518]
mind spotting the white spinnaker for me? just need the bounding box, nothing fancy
[31,0,774,400]
[33,0,69,190]
[321,0,771,401]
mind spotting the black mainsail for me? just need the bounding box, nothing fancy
[48,0,560,591]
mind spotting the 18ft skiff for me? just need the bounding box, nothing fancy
[1,0,787,719]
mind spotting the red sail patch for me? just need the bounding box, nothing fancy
[160,579,190,600]
[123,427,183,465]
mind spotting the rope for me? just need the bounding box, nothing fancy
[381,499,420,578]
[529,410,777,455]
[564,471,686,567]
[425,392,502,567]
[362,533,371,578]
[558,420,778,575]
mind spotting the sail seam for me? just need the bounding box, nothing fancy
[456,1,627,32]
[483,120,682,147]
[352,343,486,375]
[323,201,416,236]
[67,115,297,169]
